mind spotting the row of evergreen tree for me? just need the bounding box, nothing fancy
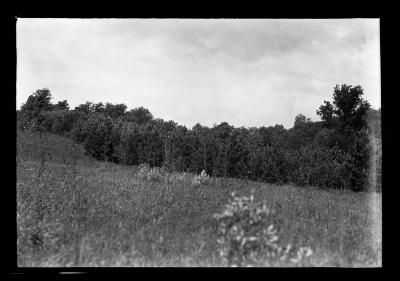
[17,85,382,192]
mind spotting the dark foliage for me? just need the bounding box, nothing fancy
[17,85,381,191]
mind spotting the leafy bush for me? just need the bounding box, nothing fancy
[79,114,115,161]
[214,193,313,267]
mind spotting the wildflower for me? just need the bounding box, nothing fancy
[192,170,210,186]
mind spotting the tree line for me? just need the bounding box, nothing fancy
[17,85,382,192]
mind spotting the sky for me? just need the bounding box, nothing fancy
[17,18,380,129]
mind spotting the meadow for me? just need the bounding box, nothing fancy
[16,130,382,267]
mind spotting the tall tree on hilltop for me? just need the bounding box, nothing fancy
[316,101,335,128]
[19,88,53,130]
[317,84,371,132]
[317,84,373,191]
[20,88,53,113]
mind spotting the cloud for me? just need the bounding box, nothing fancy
[17,18,380,129]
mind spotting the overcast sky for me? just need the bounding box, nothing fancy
[17,18,380,129]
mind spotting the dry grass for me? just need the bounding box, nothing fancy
[16,130,382,267]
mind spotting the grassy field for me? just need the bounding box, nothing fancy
[16,130,382,267]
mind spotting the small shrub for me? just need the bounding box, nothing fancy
[192,170,210,186]
[213,193,313,267]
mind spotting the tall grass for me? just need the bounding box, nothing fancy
[16,130,381,267]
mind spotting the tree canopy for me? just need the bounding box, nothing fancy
[17,84,380,192]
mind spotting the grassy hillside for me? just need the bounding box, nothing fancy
[16,130,382,267]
